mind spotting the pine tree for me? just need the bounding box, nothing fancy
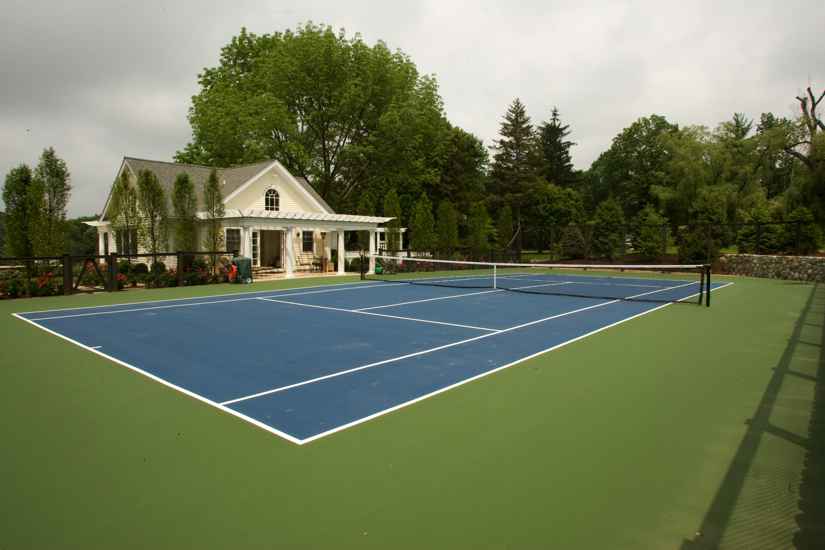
[108,171,140,255]
[136,170,168,255]
[202,169,225,253]
[409,193,436,253]
[172,173,197,252]
[489,98,539,250]
[31,147,71,255]
[537,107,576,186]
[383,188,402,253]
[1,164,36,256]
[435,200,459,254]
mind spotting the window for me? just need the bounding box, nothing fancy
[302,231,314,253]
[265,189,279,211]
[225,228,241,255]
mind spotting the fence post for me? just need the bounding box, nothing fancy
[108,252,118,291]
[177,251,184,287]
[62,254,72,296]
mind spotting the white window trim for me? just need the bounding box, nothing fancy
[224,226,242,255]
[265,188,280,212]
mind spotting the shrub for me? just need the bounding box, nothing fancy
[632,206,668,261]
[782,207,821,254]
[132,263,149,275]
[591,198,625,261]
[150,261,166,274]
[736,204,783,254]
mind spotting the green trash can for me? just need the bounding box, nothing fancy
[234,257,253,284]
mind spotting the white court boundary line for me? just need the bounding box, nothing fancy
[12,279,734,445]
[16,278,384,316]
[12,312,304,445]
[24,282,408,321]
[221,279,703,406]
[256,297,500,332]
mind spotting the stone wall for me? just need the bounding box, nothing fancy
[718,253,825,282]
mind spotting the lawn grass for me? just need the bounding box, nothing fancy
[1,274,822,548]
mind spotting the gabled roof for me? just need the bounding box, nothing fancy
[101,157,333,220]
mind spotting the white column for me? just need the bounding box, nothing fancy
[98,230,105,256]
[241,227,249,258]
[368,229,376,274]
[285,226,296,278]
[337,230,345,274]
[324,232,333,272]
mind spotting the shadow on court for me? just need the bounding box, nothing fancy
[681,283,825,549]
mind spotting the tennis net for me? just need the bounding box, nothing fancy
[362,254,712,306]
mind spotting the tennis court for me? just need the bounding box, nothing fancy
[13,260,730,444]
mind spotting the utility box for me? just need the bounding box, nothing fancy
[234,257,253,284]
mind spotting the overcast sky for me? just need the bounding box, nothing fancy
[1,0,823,216]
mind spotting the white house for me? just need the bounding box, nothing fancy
[89,157,393,276]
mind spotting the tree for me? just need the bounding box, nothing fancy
[632,206,668,261]
[65,216,98,256]
[176,23,451,211]
[355,192,375,251]
[172,173,198,252]
[537,107,576,186]
[677,187,729,263]
[530,182,585,252]
[136,170,168,255]
[489,98,539,244]
[202,169,225,253]
[409,193,436,253]
[31,147,71,255]
[0,211,5,253]
[598,115,679,217]
[108,171,140,255]
[2,165,37,257]
[436,127,488,215]
[435,200,459,254]
[496,204,514,250]
[591,197,625,261]
[382,188,402,253]
[466,202,493,257]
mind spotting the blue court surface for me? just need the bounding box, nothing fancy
[14,274,731,444]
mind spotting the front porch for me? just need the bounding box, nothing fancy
[220,209,390,278]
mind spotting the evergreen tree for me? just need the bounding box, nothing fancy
[466,202,493,257]
[537,107,575,186]
[632,205,668,261]
[31,147,71,255]
[489,98,539,248]
[382,188,402,253]
[496,204,514,249]
[108,171,140,255]
[435,200,459,254]
[172,173,198,252]
[409,193,436,253]
[202,168,225,253]
[136,169,168,255]
[591,198,625,260]
[1,164,37,257]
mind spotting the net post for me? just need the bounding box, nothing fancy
[360,251,366,280]
[705,265,711,307]
[493,264,497,289]
[698,266,705,306]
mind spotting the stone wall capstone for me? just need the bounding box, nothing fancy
[718,254,825,282]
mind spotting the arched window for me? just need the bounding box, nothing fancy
[265,189,279,211]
